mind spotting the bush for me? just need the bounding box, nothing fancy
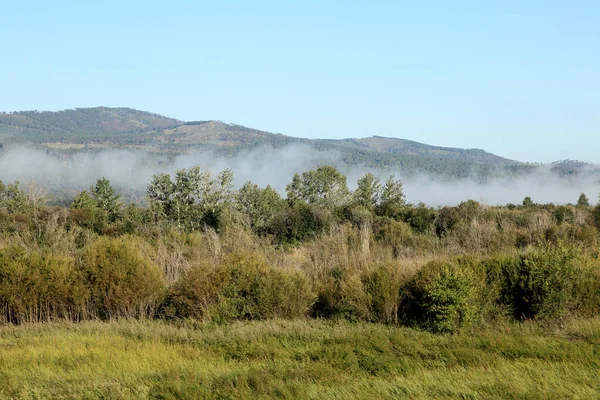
[362,263,406,324]
[435,206,460,238]
[265,204,332,245]
[400,260,482,333]
[214,253,314,321]
[162,252,315,321]
[0,247,86,323]
[400,203,436,235]
[500,241,585,320]
[311,267,371,321]
[81,236,165,319]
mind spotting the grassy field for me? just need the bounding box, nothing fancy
[0,319,599,399]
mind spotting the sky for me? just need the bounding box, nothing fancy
[1,1,598,163]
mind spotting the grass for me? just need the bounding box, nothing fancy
[0,319,599,399]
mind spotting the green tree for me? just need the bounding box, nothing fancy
[522,196,535,208]
[0,180,29,213]
[377,175,405,217]
[146,173,174,220]
[286,166,349,209]
[90,178,121,221]
[353,173,381,209]
[71,191,98,210]
[577,193,590,207]
[236,182,286,231]
[147,166,235,230]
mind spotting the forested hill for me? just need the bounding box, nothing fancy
[0,106,582,179]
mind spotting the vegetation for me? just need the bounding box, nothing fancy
[1,319,599,399]
[0,164,599,396]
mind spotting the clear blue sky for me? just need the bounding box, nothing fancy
[1,1,598,163]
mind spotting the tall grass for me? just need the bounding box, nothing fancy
[0,318,598,399]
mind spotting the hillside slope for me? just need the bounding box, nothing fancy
[0,106,530,179]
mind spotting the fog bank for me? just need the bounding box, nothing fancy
[0,145,598,206]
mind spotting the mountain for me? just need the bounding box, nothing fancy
[0,106,552,180]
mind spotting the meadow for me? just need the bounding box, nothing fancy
[1,318,599,399]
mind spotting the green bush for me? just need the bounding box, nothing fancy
[81,236,165,319]
[158,263,220,320]
[400,261,482,333]
[265,204,332,245]
[362,263,405,324]
[501,241,584,320]
[400,203,436,235]
[0,247,86,323]
[313,262,439,325]
[435,206,460,238]
[214,253,315,321]
[311,267,371,321]
[162,252,315,321]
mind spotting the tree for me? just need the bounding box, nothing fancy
[236,182,286,231]
[147,166,235,230]
[286,166,349,209]
[522,196,535,208]
[377,175,405,217]
[577,193,590,207]
[71,191,97,210]
[90,178,122,221]
[353,173,381,210]
[0,179,29,213]
[146,173,174,220]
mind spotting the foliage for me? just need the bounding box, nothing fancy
[500,241,586,320]
[286,166,349,209]
[162,252,314,322]
[0,247,86,323]
[236,182,286,231]
[81,236,164,319]
[400,261,483,333]
[90,177,122,221]
[0,180,29,213]
[376,175,405,217]
[353,172,381,210]
[577,192,590,207]
[147,166,234,230]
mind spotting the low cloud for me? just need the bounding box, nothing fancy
[0,145,598,206]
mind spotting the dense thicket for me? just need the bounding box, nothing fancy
[0,166,599,332]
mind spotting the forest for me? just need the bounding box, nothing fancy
[1,165,600,398]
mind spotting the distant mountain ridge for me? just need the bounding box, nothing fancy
[0,106,591,180]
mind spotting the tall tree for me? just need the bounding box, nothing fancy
[90,177,121,221]
[236,181,286,231]
[286,166,349,209]
[377,175,405,217]
[353,173,381,209]
[577,193,590,207]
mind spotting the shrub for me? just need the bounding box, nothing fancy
[400,260,482,333]
[362,263,406,324]
[265,204,332,245]
[400,203,436,235]
[0,247,86,323]
[311,267,371,321]
[435,206,460,238]
[162,252,315,321]
[500,241,584,320]
[214,252,314,321]
[81,236,165,319]
[158,263,220,320]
